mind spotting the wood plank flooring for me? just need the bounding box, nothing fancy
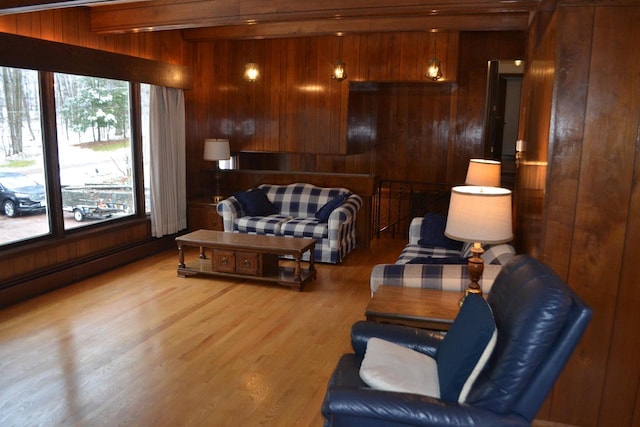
[0,238,405,427]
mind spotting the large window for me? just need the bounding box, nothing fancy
[0,66,49,245]
[54,74,135,229]
[0,67,146,246]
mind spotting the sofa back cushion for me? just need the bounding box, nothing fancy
[234,188,279,216]
[258,183,351,218]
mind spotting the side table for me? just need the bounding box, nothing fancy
[187,198,223,231]
[365,286,462,331]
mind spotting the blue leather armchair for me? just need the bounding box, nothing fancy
[321,255,592,427]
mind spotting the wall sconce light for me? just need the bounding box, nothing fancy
[244,62,259,82]
[426,57,443,81]
[426,32,443,81]
[515,139,526,167]
[332,60,347,82]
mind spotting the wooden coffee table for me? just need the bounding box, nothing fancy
[365,286,462,331]
[176,230,316,291]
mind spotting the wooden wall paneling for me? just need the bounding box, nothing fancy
[395,85,412,179]
[346,82,377,155]
[235,39,258,151]
[300,37,319,153]
[252,39,268,152]
[361,33,383,81]
[448,36,486,180]
[398,32,420,81]
[537,10,584,276]
[316,36,338,154]
[440,31,459,82]
[328,36,347,155]
[382,32,403,80]
[431,84,453,182]
[516,15,559,261]
[280,37,299,153]
[572,6,640,426]
[342,34,361,82]
[374,85,396,179]
[519,11,574,420]
[264,39,282,153]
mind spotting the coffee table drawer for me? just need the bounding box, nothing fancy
[212,249,236,273]
[236,251,260,275]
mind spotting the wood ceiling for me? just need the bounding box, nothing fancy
[0,0,547,39]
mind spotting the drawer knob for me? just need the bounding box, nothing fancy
[243,259,250,267]
[221,256,228,265]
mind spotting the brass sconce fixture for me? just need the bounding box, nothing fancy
[425,33,443,81]
[426,57,443,81]
[332,60,347,82]
[244,62,259,82]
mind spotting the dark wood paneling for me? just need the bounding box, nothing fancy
[0,7,186,64]
[0,32,192,89]
[519,4,640,426]
[186,31,521,201]
[575,6,640,426]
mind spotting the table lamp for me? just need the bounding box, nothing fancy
[445,185,513,302]
[203,138,230,202]
[465,158,501,187]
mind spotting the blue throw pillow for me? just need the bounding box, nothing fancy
[315,193,348,222]
[436,294,497,403]
[407,256,467,265]
[418,213,463,250]
[234,189,279,216]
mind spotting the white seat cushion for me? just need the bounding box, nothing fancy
[359,337,440,398]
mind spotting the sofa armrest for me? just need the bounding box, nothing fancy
[408,216,423,244]
[369,263,504,296]
[327,194,362,243]
[216,196,244,232]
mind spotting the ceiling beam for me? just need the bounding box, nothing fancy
[0,0,146,15]
[182,13,530,41]
[87,0,540,34]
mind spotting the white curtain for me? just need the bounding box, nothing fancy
[149,86,187,237]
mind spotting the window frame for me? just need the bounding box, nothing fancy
[0,32,191,250]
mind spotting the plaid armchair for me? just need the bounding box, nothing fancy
[370,217,515,295]
[217,183,362,264]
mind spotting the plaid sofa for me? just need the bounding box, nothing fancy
[370,216,515,295]
[217,183,362,264]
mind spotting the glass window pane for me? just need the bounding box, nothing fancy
[0,67,49,246]
[54,74,135,229]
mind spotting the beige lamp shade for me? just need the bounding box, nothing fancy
[445,186,513,244]
[465,159,501,187]
[203,138,230,161]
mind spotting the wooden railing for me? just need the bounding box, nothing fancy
[372,180,452,239]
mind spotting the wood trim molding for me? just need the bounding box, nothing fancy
[0,32,192,89]
[0,234,177,308]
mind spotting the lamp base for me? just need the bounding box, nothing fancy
[459,243,485,306]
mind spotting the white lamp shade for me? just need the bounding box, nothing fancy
[445,186,513,244]
[203,138,230,161]
[465,159,501,187]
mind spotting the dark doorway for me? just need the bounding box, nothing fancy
[483,59,523,189]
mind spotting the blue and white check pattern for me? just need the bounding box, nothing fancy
[370,216,516,295]
[217,183,362,264]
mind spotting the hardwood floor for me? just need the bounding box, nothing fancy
[0,238,406,427]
